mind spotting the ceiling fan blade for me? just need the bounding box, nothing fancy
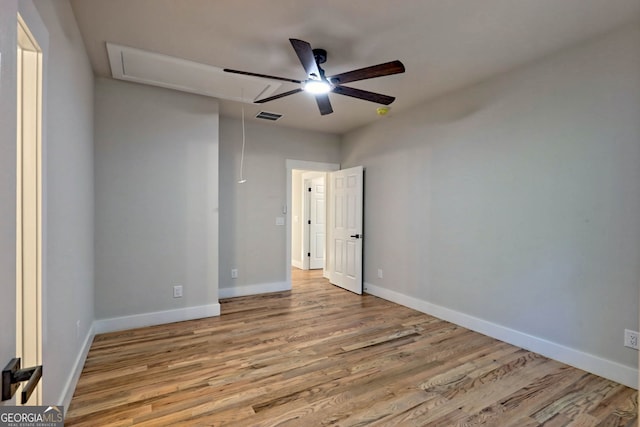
[315,94,333,115]
[223,68,302,84]
[332,85,396,105]
[328,60,405,85]
[289,39,322,79]
[255,88,303,103]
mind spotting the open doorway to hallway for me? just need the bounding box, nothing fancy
[284,160,339,290]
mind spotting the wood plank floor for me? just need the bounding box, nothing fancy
[66,269,637,426]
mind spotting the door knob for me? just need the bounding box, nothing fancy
[350,234,362,239]
[2,358,43,404]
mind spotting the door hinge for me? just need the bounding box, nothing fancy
[307,252,311,257]
[308,220,311,225]
[308,187,312,192]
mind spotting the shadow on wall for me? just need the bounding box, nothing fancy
[347,91,490,161]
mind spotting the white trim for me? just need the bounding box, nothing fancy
[59,323,94,409]
[219,281,290,299]
[301,176,311,271]
[301,171,327,271]
[364,282,639,389]
[291,259,304,269]
[285,159,340,293]
[93,304,221,335]
[18,0,49,408]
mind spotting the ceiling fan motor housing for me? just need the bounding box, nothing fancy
[312,48,327,65]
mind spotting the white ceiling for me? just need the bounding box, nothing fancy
[69,0,640,134]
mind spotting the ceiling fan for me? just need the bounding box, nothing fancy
[224,38,405,116]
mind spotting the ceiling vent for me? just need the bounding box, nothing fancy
[255,111,283,121]
[106,43,281,103]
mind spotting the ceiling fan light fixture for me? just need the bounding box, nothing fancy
[303,79,332,95]
[224,38,405,115]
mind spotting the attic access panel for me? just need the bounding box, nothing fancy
[106,43,281,103]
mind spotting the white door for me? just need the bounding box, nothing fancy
[309,176,325,269]
[329,166,363,294]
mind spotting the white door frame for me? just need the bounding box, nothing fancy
[16,12,43,406]
[301,176,312,270]
[285,160,339,288]
[1,3,48,407]
[301,171,326,270]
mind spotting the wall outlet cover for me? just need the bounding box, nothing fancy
[173,285,183,298]
[624,329,639,350]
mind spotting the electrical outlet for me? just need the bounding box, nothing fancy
[173,285,183,298]
[624,329,639,350]
[377,269,383,279]
[231,269,238,279]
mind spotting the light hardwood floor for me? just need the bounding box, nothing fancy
[66,269,637,426]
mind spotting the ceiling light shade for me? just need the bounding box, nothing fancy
[303,79,331,94]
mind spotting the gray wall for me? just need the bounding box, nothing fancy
[33,0,95,405]
[219,118,340,291]
[342,23,640,373]
[94,78,219,319]
[0,2,19,402]
[0,0,94,406]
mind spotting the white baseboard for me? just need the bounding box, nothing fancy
[94,303,221,335]
[219,281,291,299]
[59,323,95,410]
[364,282,638,389]
[291,260,303,269]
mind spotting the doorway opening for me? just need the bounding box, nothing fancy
[16,13,43,405]
[285,160,339,289]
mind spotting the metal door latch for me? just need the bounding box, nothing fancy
[2,358,42,404]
